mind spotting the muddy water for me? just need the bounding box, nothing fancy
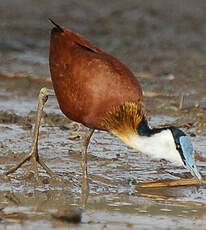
[1,0,206,229]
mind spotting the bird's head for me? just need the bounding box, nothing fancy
[168,126,202,183]
[104,102,202,183]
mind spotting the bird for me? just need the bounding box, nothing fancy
[4,19,202,184]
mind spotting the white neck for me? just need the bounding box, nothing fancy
[117,129,184,166]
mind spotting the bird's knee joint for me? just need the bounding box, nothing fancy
[39,88,49,103]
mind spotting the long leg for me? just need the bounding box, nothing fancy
[3,88,55,182]
[81,128,94,208]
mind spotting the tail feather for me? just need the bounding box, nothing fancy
[48,18,103,54]
[48,18,64,33]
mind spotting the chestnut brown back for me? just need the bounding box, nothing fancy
[49,25,143,130]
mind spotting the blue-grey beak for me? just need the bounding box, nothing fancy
[180,136,202,184]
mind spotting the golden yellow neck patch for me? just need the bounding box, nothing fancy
[103,102,146,136]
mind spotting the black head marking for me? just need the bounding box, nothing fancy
[138,117,151,136]
[138,117,168,137]
[169,127,187,165]
[169,127,186,144]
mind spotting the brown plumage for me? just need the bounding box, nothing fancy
[104,102,146,136]
[49,20,143,133]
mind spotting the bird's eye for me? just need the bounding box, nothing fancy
[176,144,181,150]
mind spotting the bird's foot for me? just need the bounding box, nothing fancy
[2,147,59,183]
[2,88,61,183]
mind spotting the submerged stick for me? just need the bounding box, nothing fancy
[136,177,206,188]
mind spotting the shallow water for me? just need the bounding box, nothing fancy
[0,109,205,229]
[1,0,206,229]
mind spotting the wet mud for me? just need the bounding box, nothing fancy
[1,0,206,229]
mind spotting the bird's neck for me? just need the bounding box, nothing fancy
[117,119,183,165]
[104,105,183,165]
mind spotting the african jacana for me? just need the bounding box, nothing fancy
[4,19,202,184]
